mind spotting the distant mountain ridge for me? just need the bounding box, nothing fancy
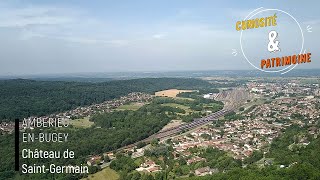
[1,69,319,81]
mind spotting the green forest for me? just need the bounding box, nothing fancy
[0,78,218,179]
[0,78,213,122]
[1,78,319,180]
[1,103,196,179]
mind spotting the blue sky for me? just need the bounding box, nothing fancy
[0,0,319,75]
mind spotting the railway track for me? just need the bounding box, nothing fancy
[116,108,234,151]
[110,88,250,152]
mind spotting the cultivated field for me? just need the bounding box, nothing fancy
[155,89,194,98]
[70,117,94,128]
[83,168,119,180]
[161,103,191,114]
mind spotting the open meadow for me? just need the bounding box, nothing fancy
[83,168,119,180]
[155,89,195,98]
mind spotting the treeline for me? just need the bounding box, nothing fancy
[224,111,244,121]
[153,97,223,112]
[199,147,242,171]
[90,104,173,134]
[266,125,320,167]
[0,78,213,122]
[176,89,219,99]
[0,134,15,179]
[152,96,223,123]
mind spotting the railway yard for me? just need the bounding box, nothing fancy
[5,78,319,179]
[87,80,320,178]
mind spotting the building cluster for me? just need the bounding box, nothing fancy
[1,92,153,134]
[247,81,318,97]
[164,82,320,165]
[247,97,319,124]
[86,155,103,166]
[136,159,162,173]
[54,92,152,119]
[195,166,218,176]
[104,81,320,177]
[2,80,320,177]
[169,118,282,160]
[0,122,15,134]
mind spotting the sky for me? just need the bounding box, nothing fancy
[0,0,319,76]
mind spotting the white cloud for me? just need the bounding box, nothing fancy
[0,6,75,28]
[152,33,166,39]
[303,19,320,25]
[20,31,130,47]
[0,3,131,47]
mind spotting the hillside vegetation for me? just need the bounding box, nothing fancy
[0,78,213,122]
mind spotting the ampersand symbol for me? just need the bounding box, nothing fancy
[268,30,280,52]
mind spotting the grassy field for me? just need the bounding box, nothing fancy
[175,96,195,101]
[161,103,192,114]
[161,103,190,110]
[134,157,144,166]
[83,168,119,180]
[70,117,94,128]
[116,102,145,111]
[155,89,195,98]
